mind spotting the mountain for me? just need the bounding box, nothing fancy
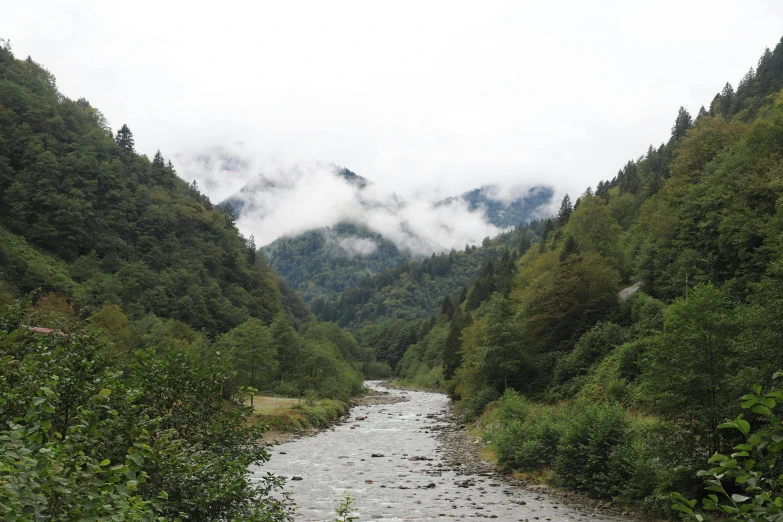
[386,36,783,516]
[438,185,554,228]
[0,51,309,333]
[261,222,411,303]
[310,220,545,330]
[221,165,553,306]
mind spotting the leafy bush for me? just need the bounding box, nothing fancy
[494,408,565,471]
[462,386,500,421]
[673,377,783,522]
[0,316,293,521]
[554,401,630,496]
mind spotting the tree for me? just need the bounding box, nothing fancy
[221,202,237,228]
[643,283,742,457]
[222,318,279,397]
[671,106,693,141]
[521,251,619,355]
[557,194,573,226]
[152,150,165,168]
[478,293,526,391]
[718,82,735,117]
[114,124,135,153]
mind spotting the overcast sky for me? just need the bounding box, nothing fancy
[6,1,783,244]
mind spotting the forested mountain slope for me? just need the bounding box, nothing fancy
[261,222,412,303]
[391,36,783,516]
[0,41,376,520]
[0,44,309,333]
[310,220,546,329]
[223,164,553,307]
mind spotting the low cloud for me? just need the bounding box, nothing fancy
[335,236,379,257]
[184,156,548,256]
[232,162,509,255]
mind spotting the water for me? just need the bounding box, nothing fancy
[251,382,622,522]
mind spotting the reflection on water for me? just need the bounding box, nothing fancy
[250,382,621,522]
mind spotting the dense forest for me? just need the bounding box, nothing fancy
[310,222,544,328]
[0,39,383,520]
[6,25,783,521]
[374,37,783,516]
[261,222,412,303]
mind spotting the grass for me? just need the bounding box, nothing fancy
[246,395,299,414]
[250,396,349,432]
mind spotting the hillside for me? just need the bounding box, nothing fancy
[261,222,411,303]
[311,220,546,329]
[391,36,783,517]
[0,41,380,520]
[226,164,553,307]
[0,47,313,333]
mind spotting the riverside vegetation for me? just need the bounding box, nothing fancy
[0,38,387,520]
[351,37,783,518]
[5,30,783,521]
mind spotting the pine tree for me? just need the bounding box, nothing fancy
[221,202,237,228]
[518,234,532,256]
[557,194,573,227]
[152,150,165,168]
[719,83,735,117]
[114,124,135,153]
[439,294,455,319]
[671,106,693,141]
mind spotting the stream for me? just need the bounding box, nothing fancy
[250,382,623,522]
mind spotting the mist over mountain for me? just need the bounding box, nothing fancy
[222,162,553,256]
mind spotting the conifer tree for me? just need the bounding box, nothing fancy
[152,150,165,168]
[114,124,135,153]
[719,83,735,117]
[557,194,573,227]
[671,106,693,140]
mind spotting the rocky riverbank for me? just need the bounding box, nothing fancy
[430,409,642,520]
[263,384,408,445]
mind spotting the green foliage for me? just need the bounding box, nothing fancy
[672,375,783,522]
[461,386,501,422]
[485,394,657,503]
[643,283,743,456]
[0,307,293,521]
[334,491,359,521]
[0,47,308,335]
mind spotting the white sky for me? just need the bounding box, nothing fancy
[6,1,783,238]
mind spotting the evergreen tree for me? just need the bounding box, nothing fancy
[557,194,573,227]
[439,294,455,319]
[152,149,165,168]
[479,293,524,391]
[221,201,237,228]
[719,82,735,117]
[671,106,693,140]
[114,124,135,153]
[518,234,532,256]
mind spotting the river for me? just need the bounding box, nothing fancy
[251,382,623,522]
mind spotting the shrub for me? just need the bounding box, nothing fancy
[462,386,500,421]
[494,409,565,471]
[554,401,630,497]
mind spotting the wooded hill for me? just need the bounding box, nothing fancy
[226,165,553,311]
[389,37,783,516]
[0,40,378,520]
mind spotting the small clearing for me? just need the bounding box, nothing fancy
[246,396,299,414]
